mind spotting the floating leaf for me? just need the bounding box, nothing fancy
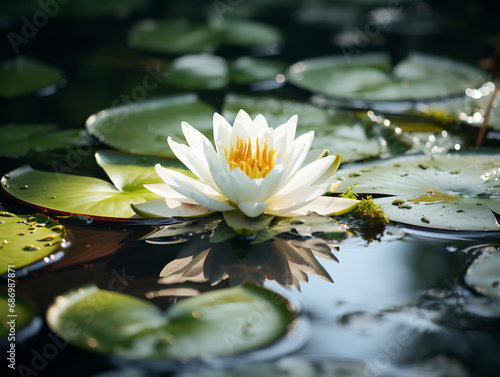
[335,153,500,232]
[222,94,386,162]
[288,53,486,104]
[0,57,64,99]
[0,213,65,274]
[230,56,287,85]
[1,151,192,220]
[128,19,219,54]
[0,289,36,339]
[212,19,283,48]
[465,246,500,299]
[47,285,295,360]
[128,18,282,55]
[0,124,90,158]
[86,94,215,158]
[163,54,229,90]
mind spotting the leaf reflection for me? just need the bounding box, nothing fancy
[144,214,345,290]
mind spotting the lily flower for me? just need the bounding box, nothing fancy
[133,110,359,234]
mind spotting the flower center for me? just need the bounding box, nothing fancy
[223,136,278,179]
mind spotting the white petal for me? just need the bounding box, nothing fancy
[238,201,269,217]
[267,182,333,214]
[246,164,286,203]
[167,138,216,188]
[213,112,232,148]
[274,154,340,199]
[144,184,197,204]
[133,198,215,218]
[155,164,234,212]
[279,131,314,183]
[302,149,328,167]
[206,155,249,203]
[268,196,359,217]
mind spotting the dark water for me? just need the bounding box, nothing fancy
[1,1,500,376]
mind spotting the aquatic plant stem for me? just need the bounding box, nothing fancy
[475,80,499,148]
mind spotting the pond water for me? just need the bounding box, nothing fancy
[1,1,500,376]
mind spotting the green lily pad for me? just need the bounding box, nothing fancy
[1,288,36,339]
[1,151,192,220]
[230,57,287,85]
[128,19,282,55]
[46,284,295,360]
[0,57,64,99]
[86,94,215,158]
[335,153,500,232]
[0,212,65,274]
[163,54,229,90]
[288,53,486,103]
[465,246,500,299]
[0,124,89,158]
[128,19,220,54]
[222,94,385,162]
[213,19,283,48]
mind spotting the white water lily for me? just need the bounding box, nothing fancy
[134,110,359,232]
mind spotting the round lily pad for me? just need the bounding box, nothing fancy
[46,284,295,361]
[335,152,500,232]
[465,246,500,299]
[288,53,486,104]
[127,19,282,55]
[0,57,64,99]
[0,288,37,341]
[0,124,89,158]
[222,94,386,162]
[163,54,229,90]
[1,151,192,220]
[230,57,287,85]
[128,19,219,55]
[86,94,215,158]
[0,212,66,274]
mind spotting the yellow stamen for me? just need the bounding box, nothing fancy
[224,136,278,179]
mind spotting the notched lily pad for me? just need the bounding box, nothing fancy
[465,246,500,299]
[222,94,387,162]
[46,284,295,361]
[288,53,486,104]
[0,212,66,274]
[1,151,192,220]
[336,152,500,232]
[86,94,215,158]
[0,124,90,158]
[0,57,64,99]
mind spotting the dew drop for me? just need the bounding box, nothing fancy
[20,185,29,189]
[192,310,202,319]
[392,199,405,206]
[50,196,57,199]
[37,235,56,241]
[51,225,64,232]
[421,217,431,224]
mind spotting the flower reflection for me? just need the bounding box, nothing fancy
[144,215,344,290]
[157,236,338,290]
